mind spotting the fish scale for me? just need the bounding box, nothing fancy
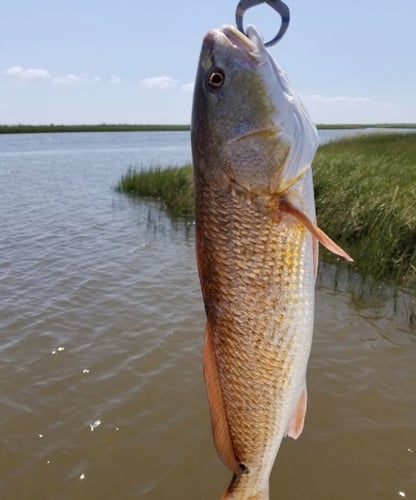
[195,181,315,496]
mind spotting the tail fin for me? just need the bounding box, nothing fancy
[221,474,269,500]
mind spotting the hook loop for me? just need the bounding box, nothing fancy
[236,0,290,47]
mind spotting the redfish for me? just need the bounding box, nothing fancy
[191,25,351,499]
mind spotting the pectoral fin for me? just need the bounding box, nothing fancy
[203,321,240,474]
[286,386,308,439]
[280,198,353,262]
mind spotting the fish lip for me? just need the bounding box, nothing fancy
[221,25,258,53]
[204,25,266,66]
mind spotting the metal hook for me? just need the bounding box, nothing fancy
[236,0,290,47]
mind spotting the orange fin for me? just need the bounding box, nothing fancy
[203,321,240,474]
[286,386,308,439]
[280,198,353,262]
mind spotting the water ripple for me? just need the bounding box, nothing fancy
[0,132,415,499]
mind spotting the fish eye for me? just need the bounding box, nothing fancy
[207,68,225,90]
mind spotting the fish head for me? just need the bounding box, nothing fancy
[191,24,319,196]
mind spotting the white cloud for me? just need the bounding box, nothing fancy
[141,76,176,89]
[4,66,121,87]
[303,93,375,105]
[300,93,396,123]
[52,74,103,86]
[4,65,51,81]
[52,73,87,85]
[109,74,121,85]
[181,82,194,92]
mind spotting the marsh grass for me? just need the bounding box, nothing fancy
[0,124,190,134]
[1,123,415,134]
[117,133,416,288]
[313,133,416,288]
[116,165,194,219]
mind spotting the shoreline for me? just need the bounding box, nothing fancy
[1,123,416,134]
[116,132,416,290]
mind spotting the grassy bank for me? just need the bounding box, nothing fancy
[313,133,416,288]
[0,124,190,134]
[1,123,416,134]
[316,123,416,130]
[117,133,416,288]
[116,165,194,219]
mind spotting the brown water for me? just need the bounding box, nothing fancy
[0,132,415,499]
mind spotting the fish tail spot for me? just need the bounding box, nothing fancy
[239,463,249,474]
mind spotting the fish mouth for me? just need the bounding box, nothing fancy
[204,25,267,65]
[222,25,258,52]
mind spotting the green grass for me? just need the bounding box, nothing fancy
[0,124,190,134]
[316,123,416,129]
[1,123,416,134]
[116,165,194,219]
[116,133,416,288]
[313,133,416,288]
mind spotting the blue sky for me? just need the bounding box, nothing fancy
[1,0,415,124]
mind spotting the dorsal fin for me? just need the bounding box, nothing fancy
[279,197,353,262]
[203,320,240,474]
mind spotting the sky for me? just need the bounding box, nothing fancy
[1,0,415,125]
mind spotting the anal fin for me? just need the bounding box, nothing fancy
[286,386,308,439]
[203,321,240,474]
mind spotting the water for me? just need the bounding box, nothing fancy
[0,130,415,500]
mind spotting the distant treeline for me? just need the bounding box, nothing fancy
[0,124,190,134]
[1,123,416,134]
[316,123,416,130]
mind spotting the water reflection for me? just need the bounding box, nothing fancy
[317,262,416,329]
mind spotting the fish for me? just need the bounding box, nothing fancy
[191,24,352,500]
